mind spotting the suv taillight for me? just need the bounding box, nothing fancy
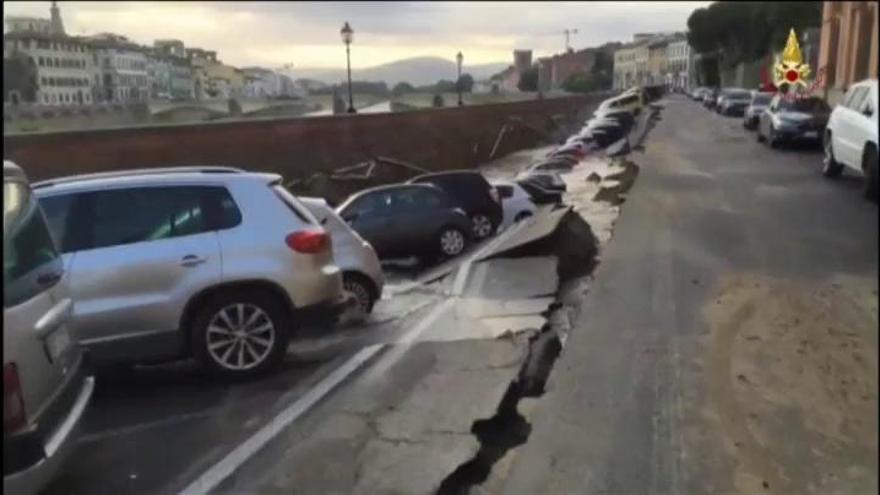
[285,230,330,254]
[4,363,27,434]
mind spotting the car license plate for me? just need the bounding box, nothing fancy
[803,131,818,139]
[46,327,72,362]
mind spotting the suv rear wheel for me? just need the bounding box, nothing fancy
[340,273,376,325]
[822,132,844,178]
[191,290,290,379]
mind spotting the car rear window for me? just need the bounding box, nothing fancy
[752,94,772,105]
[272,185,317,225]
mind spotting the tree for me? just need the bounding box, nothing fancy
[3,53,38,104]
[687,1,822,67]
[434,79,457,93]
[456,73,474,93]
[392,82,415,95]
[517,67,539,92]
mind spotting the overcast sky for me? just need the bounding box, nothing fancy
[4,1,709,69]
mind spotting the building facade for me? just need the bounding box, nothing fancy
[537,48,596,91]
[3,1,95,106]
[4,31,94,106]
[818,1,878,106]
[665,38,693,91]
[87,34,150,103]
[148,53,194,100]
[647,40,669,85]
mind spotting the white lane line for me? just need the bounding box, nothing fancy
[178,343,384,495]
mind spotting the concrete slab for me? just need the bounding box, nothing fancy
[223,340,526,495]
[465,257,559,299]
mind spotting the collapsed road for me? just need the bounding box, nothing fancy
[41,102,657,495]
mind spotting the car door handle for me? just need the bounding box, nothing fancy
[180,255,207,267]
[36,270,63,287]
[35,298,73,338]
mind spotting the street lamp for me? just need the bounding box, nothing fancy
[456,51,464,106]
[341,22,356,114]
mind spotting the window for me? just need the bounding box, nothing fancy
[84,186,239,250]
[272,185,316,224]
[859,89,874,117]
[3,181,61,308]
[847,87,869,110]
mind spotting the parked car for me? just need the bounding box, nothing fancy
[516,170,566,192]
[408,170,502,240]
[717,89,752,116]
[578,128,616,148]
[4,161,95,495]
[337,184,473,261]
[757,95,831,148]
[822,79,879,201]
[691,87,708,100]
[515,179,563,205]
[299,197,384,321]
[743,92,774,130]
[596,91,643,116]
[528,158,577,173]
[550,142,590,160]
[591,109,635,130]
[491,180,538,230]
[34,167,345,379]
[702,88,720,109]
[585,119,628,142]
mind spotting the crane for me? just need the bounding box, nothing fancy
[562,28,578,52]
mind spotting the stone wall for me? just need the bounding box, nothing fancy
[4,94,607,183]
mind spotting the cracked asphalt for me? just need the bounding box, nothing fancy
[499,95,878,495]
[41,98,635,495]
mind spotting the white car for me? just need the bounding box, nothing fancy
[299,197,384,322]
[823,79,878,201]
[491,180,537,231]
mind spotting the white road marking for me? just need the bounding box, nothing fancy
[178,344,384,495]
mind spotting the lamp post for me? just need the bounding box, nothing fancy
[456,51,464,106]
[340,22,356,114]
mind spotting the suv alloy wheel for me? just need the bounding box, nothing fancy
[191,289,290,379]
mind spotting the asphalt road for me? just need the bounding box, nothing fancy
[502,94,878,494]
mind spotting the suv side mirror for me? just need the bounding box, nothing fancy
[341,211,358,223]
[863,107,873,117]
[499,187,513,199]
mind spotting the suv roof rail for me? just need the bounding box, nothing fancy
[32,166,247,189]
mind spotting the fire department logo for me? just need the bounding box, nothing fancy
[760,28,824,100]
[774,29,811,87]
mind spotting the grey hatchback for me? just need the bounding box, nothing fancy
[336,184,473,261]
[4,161,94,495]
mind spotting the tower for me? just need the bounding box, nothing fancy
[50,1,65,35]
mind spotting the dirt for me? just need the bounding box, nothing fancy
[698,272,878,495]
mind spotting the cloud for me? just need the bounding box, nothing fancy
[4,1,709,68]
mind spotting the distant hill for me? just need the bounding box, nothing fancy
[285,57,509,87]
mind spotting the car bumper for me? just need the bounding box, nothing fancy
[774,128,824,142]
[4,354,95,495]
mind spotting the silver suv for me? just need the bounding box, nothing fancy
[4,161,94,495]
[33,167,345,379]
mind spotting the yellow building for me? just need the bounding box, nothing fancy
[186,47,244,100]
[818,1,878,105]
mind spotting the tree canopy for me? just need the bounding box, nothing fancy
[687,1,822,67]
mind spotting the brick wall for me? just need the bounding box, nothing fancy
[4,95,603,183]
